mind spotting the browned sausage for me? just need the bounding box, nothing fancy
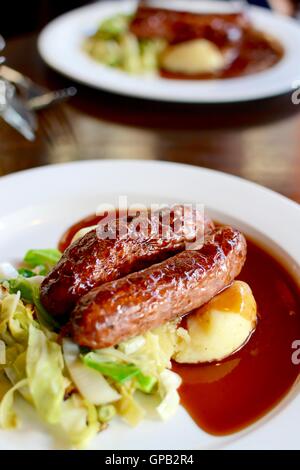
[129,6,249,47]
[70,226,247,349]
[41,206,214,317]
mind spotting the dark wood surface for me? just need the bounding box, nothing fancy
[1,33,300,203]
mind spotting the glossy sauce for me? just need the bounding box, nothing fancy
[59,215,300,436]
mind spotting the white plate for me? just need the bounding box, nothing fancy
[38,0,300,103]
[0,159,299,450]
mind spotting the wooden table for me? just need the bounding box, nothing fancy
[1,33,300,203]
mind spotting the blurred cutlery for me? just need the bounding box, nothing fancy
[0,65,77,109]
[0,64,44,100]
[27,86,77,111]
[0,35,76,140]
[0,79,37,141]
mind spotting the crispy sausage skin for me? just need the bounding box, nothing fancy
[70,226,247,349]
[129,6,249,47]
[40,206,214,317]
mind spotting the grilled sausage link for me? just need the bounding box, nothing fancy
[41,206,214,317]
[70,226,247,349]
[130,6,249,47]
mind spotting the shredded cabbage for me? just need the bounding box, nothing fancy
[122,323,179,377]
[0,253,182,448]
[0,378,28,428]
[0,288,103,446]
[157,370,181,421]
[118,336,145,355]
[95,13,131,39]
[23,249,61,274]
[98,404,116,423]
[0,371,11,400]
[0,292,21,333]
[63,340,120,405]
[0,340,5,364]
[27,324,65,424]
[115,383,145,426]
[84,14,167,75]
[8,277,60,330]
[60,394,99,448]
[0,263,19,281]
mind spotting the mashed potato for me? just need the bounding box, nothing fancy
[174,281,257,364]
[160,39,225,75]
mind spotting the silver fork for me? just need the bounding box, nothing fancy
[0,65,77,110]
[27,87,77,111]
[0,64,46,101]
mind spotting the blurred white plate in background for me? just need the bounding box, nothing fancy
[38,0,300,102]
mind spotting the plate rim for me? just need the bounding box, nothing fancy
[1,159,300,212]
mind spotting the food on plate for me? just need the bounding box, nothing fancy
[70,226,246,349]
[0,205,299,448]
[41,205,214,317]
[83,12,167,74]
[174,281,257,363]
[83,5,283,79]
